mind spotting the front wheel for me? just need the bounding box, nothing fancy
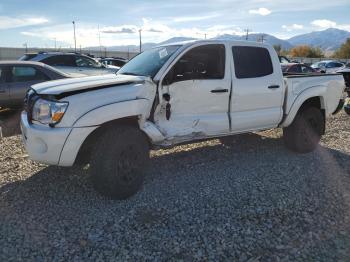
[283,107,325,153]
[90,125,150,199]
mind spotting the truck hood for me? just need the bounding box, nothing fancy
[32,74,148,95]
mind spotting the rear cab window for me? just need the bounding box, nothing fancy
[232,46,273,78]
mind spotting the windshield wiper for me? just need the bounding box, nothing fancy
[119,72,142,76]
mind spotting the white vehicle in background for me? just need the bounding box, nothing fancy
[311,60,345,73]
[21,40,345,199]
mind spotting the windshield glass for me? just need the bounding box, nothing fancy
[118,45,181,77]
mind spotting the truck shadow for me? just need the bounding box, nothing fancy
[1,133,349,259]
[2,132,349,205]
[0,109,21,137]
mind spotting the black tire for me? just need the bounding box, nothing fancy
[90,125,150,199]
[344,104,350,115]
[283,107,324,153]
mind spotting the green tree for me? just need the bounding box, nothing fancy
[289,45,324,58]
[333,38,350,59]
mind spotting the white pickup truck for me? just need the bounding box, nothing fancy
[21,40,345,199]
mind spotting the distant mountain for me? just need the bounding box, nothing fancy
[86,28,350,53]
[214,33,293,49]
[288,28,350,51]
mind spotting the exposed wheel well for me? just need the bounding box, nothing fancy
[300,97,325,117]
[74,116,147,166]
[298,96,326,134]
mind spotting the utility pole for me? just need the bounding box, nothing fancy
[72,21,77,52]
[259,34,266,43]
[23,43,28,53]
[139,29,142,53]
[98,25,102,57]
[244,28,250,40]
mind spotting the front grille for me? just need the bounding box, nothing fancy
[24,89,38,124]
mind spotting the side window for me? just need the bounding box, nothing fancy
[10,67,48,82]
[167,44,225,83]
[292,65,302,73]
[335,62,344,67]
[75,56,100,68]
[318,63,326,68]
[301,65,313,73]
[42,55,76,67]
[232,46,273,79]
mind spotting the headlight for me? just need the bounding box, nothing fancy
[32,98,68,126]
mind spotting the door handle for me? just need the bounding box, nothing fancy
[211,89,228,93]
[268,85,280,89]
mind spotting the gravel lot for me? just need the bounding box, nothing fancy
[0,111,350,261]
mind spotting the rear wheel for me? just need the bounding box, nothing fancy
[90,125,150,199]
[283,107,324,153]
[344,103,350,115]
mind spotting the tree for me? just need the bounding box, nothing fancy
[333,38,350,59]
[289,45,324,58]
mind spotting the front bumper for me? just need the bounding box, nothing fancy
[21,112,72,165]
[21,112,98,166]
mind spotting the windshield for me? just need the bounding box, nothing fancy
[118,45,181,77]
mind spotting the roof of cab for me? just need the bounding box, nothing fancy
[156,39,272,48]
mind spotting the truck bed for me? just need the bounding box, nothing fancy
[282,73,345,126]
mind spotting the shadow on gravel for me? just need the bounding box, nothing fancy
[0,109,21,137]
[1,133,350,260]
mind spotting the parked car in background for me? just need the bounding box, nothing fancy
[100,57,128,68]
[311,60,344,73]
[279,56,290,64]
[0,61,77,109]
[19,52,118,76]
[281,63,316,74]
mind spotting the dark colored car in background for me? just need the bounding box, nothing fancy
[281,63,316,74]
[20,52,118,76]
[0,61,74,109]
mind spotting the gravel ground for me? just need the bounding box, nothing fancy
[0,112,350,261]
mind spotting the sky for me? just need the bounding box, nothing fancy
[0,0,349,48]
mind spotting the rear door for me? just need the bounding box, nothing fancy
[230,45,284,132]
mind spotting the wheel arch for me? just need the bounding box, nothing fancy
[74,116,151,166]
[281,95,326,128]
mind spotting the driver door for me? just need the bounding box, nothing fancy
[155,44,231,140]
